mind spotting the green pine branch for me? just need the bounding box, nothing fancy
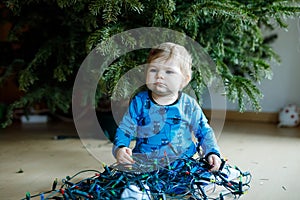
[1,0,300,127]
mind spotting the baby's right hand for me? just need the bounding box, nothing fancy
[116,147,135,164]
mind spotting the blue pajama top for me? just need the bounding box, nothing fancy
[112,90,220,160]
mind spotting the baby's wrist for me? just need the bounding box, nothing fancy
[113,145,126,158]
[115,145,127,156]
[205,152,220,160]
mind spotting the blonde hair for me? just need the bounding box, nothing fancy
[147,42,192,82]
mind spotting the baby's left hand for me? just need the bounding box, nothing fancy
[207,154,221,171]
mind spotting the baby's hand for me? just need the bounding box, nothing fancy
[116,147,135,164]
[207,154,221,171]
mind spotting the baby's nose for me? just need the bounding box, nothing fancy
[156,70,164,78]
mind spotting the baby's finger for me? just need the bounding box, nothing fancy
[125,148,133,156]
[207,155,213,165]
[210,164,218,171]
[118,153,134,164]
[124,154,135,163]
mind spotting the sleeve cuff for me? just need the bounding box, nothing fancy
[205,152,221,161]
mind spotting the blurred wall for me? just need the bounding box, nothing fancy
[203,17,300,113]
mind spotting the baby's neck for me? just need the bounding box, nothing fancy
[151,92,179,105]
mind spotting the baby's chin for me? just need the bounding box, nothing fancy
[150,88,170,95]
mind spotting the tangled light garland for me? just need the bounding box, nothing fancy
[22,157,251,200]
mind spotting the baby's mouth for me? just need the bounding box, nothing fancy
[154,82,165,86]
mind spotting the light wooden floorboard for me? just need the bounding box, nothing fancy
[0,121,299,199]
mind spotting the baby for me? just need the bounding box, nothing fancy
[112,42,221,171]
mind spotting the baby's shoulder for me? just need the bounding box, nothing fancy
[130,90,150,105]
[132,90,149,100]
[180,92,198,104]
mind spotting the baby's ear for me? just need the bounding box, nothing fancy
[186,74,191,83]
[181,74,191,89]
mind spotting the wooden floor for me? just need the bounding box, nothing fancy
[0,120,300,200]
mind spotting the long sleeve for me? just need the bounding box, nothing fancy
[190,102,220,158]
[112,95,142,157]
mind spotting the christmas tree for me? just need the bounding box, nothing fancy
[0,0,300,127]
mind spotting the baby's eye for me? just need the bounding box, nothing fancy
[166,70,174,74]
[149,68,157,73]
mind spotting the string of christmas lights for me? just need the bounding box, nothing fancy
[22,156,251,200]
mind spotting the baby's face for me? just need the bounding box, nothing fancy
[146,58,185,97]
